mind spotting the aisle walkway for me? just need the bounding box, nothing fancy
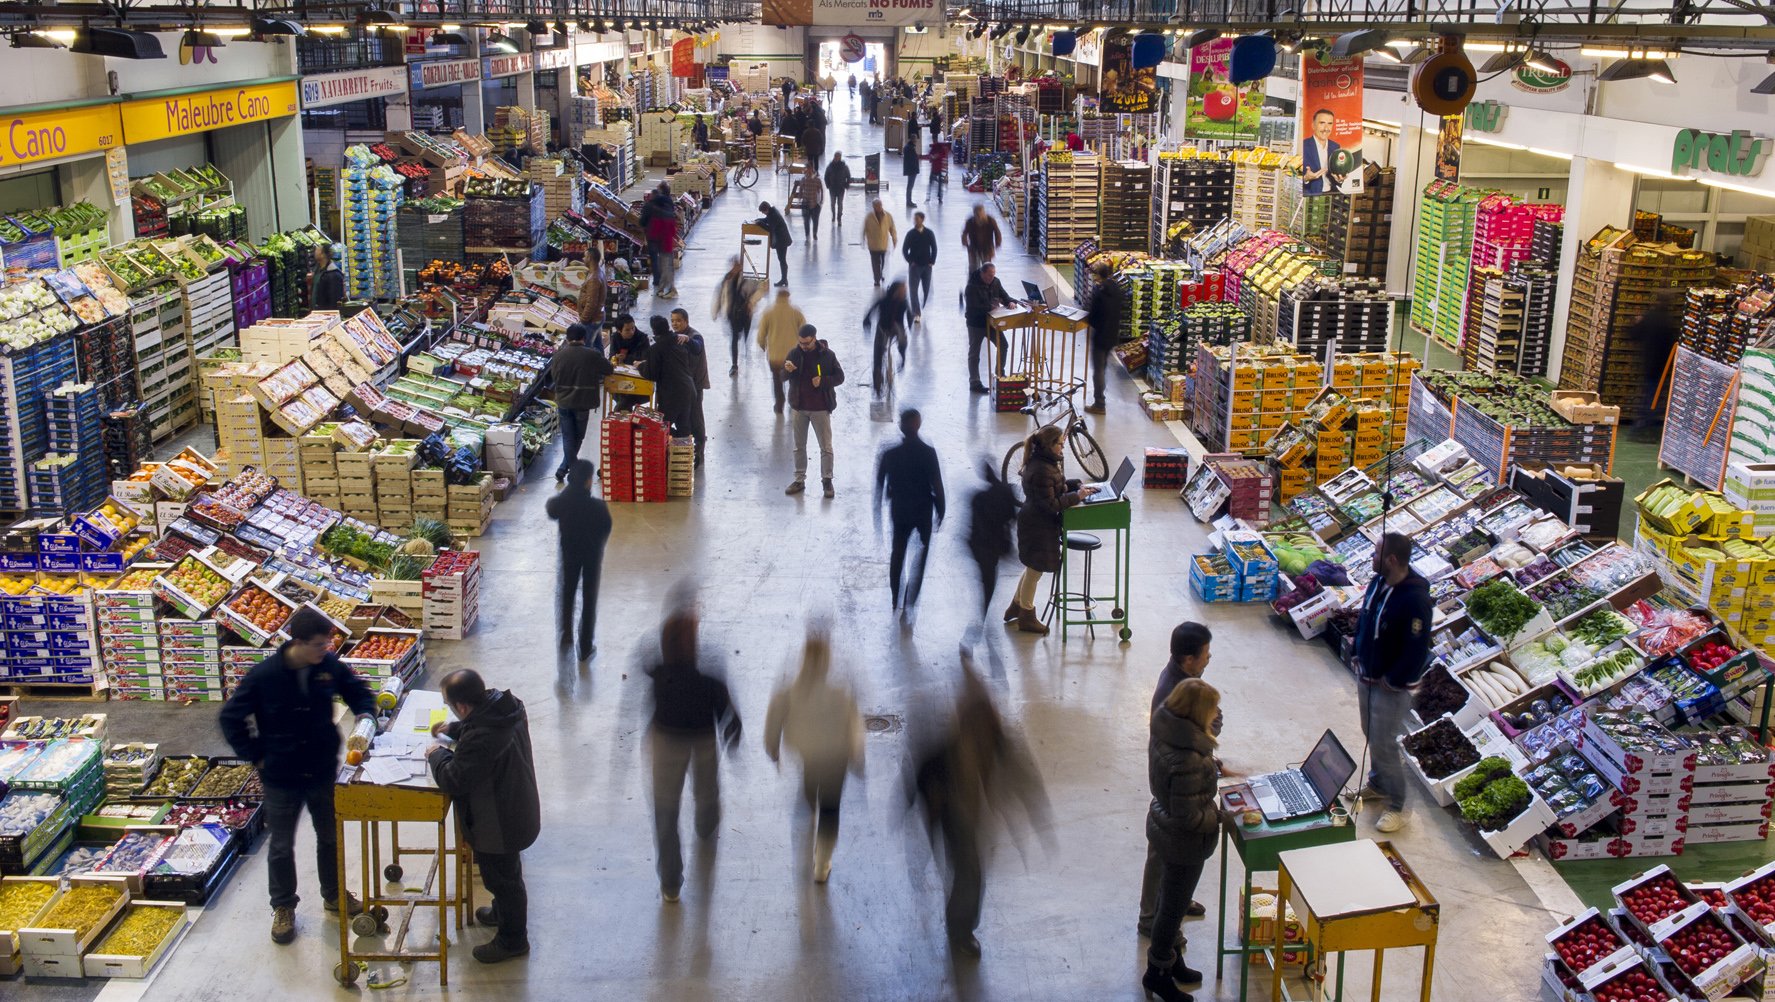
[46,88,1564,1002]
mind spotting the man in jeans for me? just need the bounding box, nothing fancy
[1353,532,1434,833]
[783,324,844,498]
[1139,622,1213,944]
[862,199,898,287]
[962,264,1015,394]
[901,211,937,322]
[428,669,540,963]
[544,323,614,483]
[1085,263,1127,414]
[220,607,377,943]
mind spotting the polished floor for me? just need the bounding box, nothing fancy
[18,91,1615,1002]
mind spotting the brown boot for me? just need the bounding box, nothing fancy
[1002,600,1021,624]
[1015,605,1050,635]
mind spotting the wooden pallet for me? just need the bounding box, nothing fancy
[0,680,111,702]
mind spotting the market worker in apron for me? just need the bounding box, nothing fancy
[1351,532,1434,834]
[311,241,346,310]
[218,606,377,945]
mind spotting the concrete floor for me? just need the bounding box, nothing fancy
[14,90,1611,1002]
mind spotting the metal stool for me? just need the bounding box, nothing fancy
[1045,531,1103,638]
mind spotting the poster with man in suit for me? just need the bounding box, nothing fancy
[1299,52,1366,195]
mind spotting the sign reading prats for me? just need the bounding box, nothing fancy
[759,0,942,27]
[301,66,409,109]
[1671,129,1769,179]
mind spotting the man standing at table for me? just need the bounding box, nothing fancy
[220,607,375,945]
[428,668,541,964]
[1352,532,1433,833]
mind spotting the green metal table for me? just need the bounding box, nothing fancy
[1215,785,1357,1000]
[1059,497,1132,641]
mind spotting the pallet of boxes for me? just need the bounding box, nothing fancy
[422,550,480,640]
[447,473,494,537]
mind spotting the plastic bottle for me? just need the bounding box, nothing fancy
[376,676,404,712]
[345,716,377,766]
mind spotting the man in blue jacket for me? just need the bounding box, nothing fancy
[1352,532,1433,833]
[219,607,378,944]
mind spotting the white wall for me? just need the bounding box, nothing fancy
[108,34,298,95]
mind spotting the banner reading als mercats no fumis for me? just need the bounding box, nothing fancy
[760,0,942,27]
[1184,38,1263,141]
[1298,51,1366,195]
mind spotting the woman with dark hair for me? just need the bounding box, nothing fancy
[1139,679,1220,1002]
[1007,426,1098,634]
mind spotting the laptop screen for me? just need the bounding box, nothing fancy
[1302,730,1357,804]
[1107,457,1135,493]
[1021,280,1044,302]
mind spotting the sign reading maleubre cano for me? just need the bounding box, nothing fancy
[120,81,298,143]
[760,0,941,27]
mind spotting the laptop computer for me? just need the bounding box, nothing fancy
[1080,457,1135,505]
[1247,729,1357,822]
[1021,280,1056,308]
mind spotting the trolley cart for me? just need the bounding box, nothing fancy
[1273,839,1439,1002]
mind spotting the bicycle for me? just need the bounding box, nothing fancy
[1001,378,1109,484]
[732,147,760,189]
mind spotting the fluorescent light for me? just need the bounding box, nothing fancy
[39,29,76,42]
[1465,42,1509,52]
[1468,136,1527,150]
[1371,46,1402,63]
[1527,147,1574,160]
[1699,177,1775,199]
[309,25,347,34]
[441,23,461,30]
[1619,163,1682,180]
[1523,48,1561,74]
[1581,47,1678,58]
[1362,118,1402,130]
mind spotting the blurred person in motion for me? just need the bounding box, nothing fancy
[875,408,945,617]
[544,459,611,662]
[646,586,743,903]
[757,287,807,415]
[763,622,865,883]
[1008,426,1098,635]
[1140,679,1221,1002]
[641,315,700,444]
[824,152,852,227]
[754,201,794,287]
[1630,290,1681,439]
[865,279,912,390]
[427,669,540,964]
[642,184,679,299]
[963,459,1019,646]
[1139,623,1214,945]
[713,256,761,377]
[797,165,824,242]
[543,323,614,485]
[668,308,711,467]
[961,204,1001,273]
[1085,262,1128,415]
[863,199,898,287]
[907,662,1052,957]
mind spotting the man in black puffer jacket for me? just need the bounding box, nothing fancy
[962,264,1014,394]
[220,607,378,945]
[428,669,541,964]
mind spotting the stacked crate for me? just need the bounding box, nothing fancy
[95,575,163,700]
[446,475,494,536]
[1230,149,1288,230]
[1190,344,1323,456]
[0,332,80,517]
[667,438,695,498]
[526,157,583,220]
[159,618,223,703]
[33,382,108,514]
[1151,154,1234,252]
[1324,165,1395,280]
[422,550,480,640]
[298,429,338,510]
[1276,278,1393,358]
[1327,352,1420,457]
[1037,150,1101,262]
[1098,160,1152,252]
[1411,180,1484,348]
[373,445,416,533]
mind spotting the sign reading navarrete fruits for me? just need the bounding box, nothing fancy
[414,58,482,89]
[301,66,408,109]
[119,81,298,144]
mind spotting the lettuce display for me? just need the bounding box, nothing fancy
[1455,758,1532,831]
[1466,578,1543,641]
[1401,718,1480,778]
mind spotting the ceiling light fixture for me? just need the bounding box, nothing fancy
[10,30,65,49]
[553,20,569,35]
[1522,48,1560,74]
[71,26,165,58]
[1597,57,1676,84]
[1329,27,1388,59]
[1699,176,1775,198]
[524,19,548,34]
[1014,25,1030,44]
[1183,28,1219,48]
[1581,46,1677,59]
[1479,49,1519,73]
[249,16,304,36]
[182,28,227,48]
[485,30,519,53]
[431,29,469,45]
[357,7,399,25]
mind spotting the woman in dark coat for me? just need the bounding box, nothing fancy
[640,315,699,439]
[900,127,922,208]
[1007,426,1096,635]
[1140,679,1220,1002]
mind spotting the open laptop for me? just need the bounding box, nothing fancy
[1248,729,1357,822]
[1080,457,1135,505]
[1021,280,1057,308]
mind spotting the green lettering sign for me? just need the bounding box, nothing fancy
[1671,129,1769,178]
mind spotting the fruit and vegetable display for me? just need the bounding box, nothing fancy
[1628,604,1714,657]
[1570,608,1635,648]
[140,757,209,798]
[1263,533,1330,577]
[1527,574,1604,621]
[0,791,61,837]
[1498,686,1577,734]
[158,556,229,608]
[1568,649,1643,695]
[1589,965,1671,1002]
[1590,711,1691,756]
[1414,666,1471,719]
[189,762,252,799]
[222,584,291,637]
[1401,718,1480,779]
[1465,578,1544,641]
[36,882,125,938]
[1459,662,1534,709]
[320,521,398,568]
[349,633,416,661]
[1454,757,1533,830]
[1684,639,1741,675]
[1660,910,1744,977]
[1511,632,1601,685]
[93,831,170,877]
[1689,727,1768,766]
[1524,750,1607,817]
[1570,546,1655,593]
[92,902,184,958]
[1730,870,1775,928]
[0,879,58,931]
[1552,914,1626,974]
[1622,873,1697,927]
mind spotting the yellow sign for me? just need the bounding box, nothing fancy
[119,80,299,144]
[0,103,123,169]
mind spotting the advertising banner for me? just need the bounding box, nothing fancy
[1298,51,1365,195]
[759,0,942,28]
[119,80,299,144]
[671,37,698,77]
[300,66,408,109]
[413,58,481,90]
[1183,38,1262,141]
[1435,114,1464,182]
[1100,32,1158,113]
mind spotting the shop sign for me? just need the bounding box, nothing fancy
[1671,129,1769,178]
[484,53,534,78]
[575,40,623,64]
[535,48,573,71]
[413,58,481,90]
[0,103,123,169]
[1465,99,1506,134]
[759,0,943,28]
[119,81,298,144]
[300,66,408,109]
[1513,58,1573,94]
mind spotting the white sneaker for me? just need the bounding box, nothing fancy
[1375,810,1410,833]
[813,860,831,884]
[661,887,680,903]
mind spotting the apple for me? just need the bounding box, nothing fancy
[1204,88,1237,122]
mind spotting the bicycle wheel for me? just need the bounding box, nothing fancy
[1001,441,1025,484]
[736,164,759,189]
[1069,426,1110,482]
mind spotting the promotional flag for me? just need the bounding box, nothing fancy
[1184,38,1263,141]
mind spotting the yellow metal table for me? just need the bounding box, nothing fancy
[988,304,1089,403]
[1271,838,1439,1002]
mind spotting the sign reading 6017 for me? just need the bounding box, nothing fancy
[0,105,123,168]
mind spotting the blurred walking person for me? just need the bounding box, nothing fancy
[544,459,611,661]
[798,166,824,242]
[543,323,613,484]
[961,204,1002,273]
[901,127,922,208]
[824,152,852,226]
[865,280,911,390]
[907,663,1052,957]
[646,587,743,903]
[764,623,865,883]
[963,460,1019,646]
[875,408,945,616]
[863,199,898,287]
[713,257,760,377]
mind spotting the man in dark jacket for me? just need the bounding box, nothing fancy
[783,324,844,498]
[1139,622,1213,943]
[963,264,1015,394]
[669,308,710,466]
[755,201,793,287]
[901,128,922,208]
[965,460,1019,642]
[961,204,1001,273]
[1352,532,1433,833]
[546,323,615,483]
[1085,264,1127,414]
[875,409,946,615]
[219,607,376,944]
[801,125,826,171]
[545,459,612,660]
[428,669,540,964]
[311,243,346,309]
[823,152,852,227]
[901,211,938,321]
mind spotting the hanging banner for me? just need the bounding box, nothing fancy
[1435,113,1464,182]
[1298,51,1366,195]
[412,58,481,90]
[758,0,942,28]
[671,37,698,78]
[483,53,534,78]
[1100,32,1158,113]
[300,66,409,109]
[105,147,131,205]
[119,80,299,144]
[1183,38,1261,141]
[535,48,574,71]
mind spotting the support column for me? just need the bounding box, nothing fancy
[1547,156,1636,384]
[1386,122,1435,297]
